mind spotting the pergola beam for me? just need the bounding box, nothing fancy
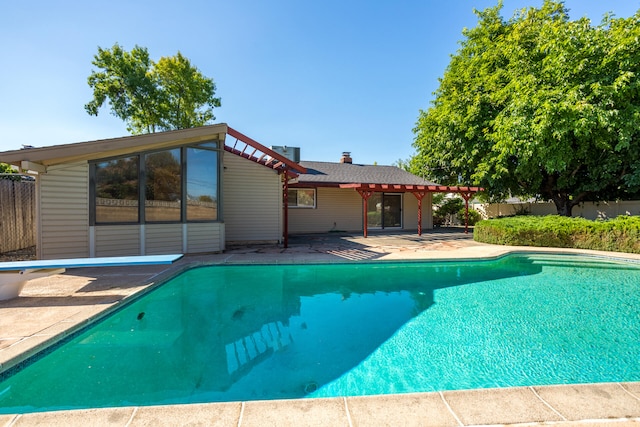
[345,183,483,237]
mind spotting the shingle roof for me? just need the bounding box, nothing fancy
[297,161,440,186]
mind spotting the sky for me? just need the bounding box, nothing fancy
[1,1,639,165]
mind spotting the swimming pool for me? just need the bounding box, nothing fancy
[0,253,639,413]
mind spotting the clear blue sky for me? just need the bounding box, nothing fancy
[1,1,638,165]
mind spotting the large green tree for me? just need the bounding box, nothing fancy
[85,43,221,134]
[413,1,640,216]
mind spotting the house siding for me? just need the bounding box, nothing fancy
[39,163,90,259]
[223,153,282,243]
[145,224,183,254]
[403,192,433,230]
[94,225,141,257]
[289,187,363,234]
[187,223,224,253]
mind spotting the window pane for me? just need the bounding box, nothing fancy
[287,189,298,207]
[297,189,315,208]
[367,193,382,227]
[186,147,218,221]
[145,149,181,222]
[95,156,139,223]
[288,189,315,208]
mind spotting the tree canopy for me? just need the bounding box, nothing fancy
[85,44,221,134]
[0,163,15,173]
[412,1,640,216]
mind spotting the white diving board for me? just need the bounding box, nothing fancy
[0,254,183,301]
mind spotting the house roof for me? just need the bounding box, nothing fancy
[296,161,439,186]
[293,161,482,193]
[0,124,305,175]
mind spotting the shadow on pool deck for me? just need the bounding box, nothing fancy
[1,229,640,426]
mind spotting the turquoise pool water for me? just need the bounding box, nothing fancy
[0,253,639,413]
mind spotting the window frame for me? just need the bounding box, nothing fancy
[89,140,222,226]
[288,188,317,209]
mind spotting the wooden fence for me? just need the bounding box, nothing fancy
[0,176,36,254]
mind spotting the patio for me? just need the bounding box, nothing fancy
[1,229,639,426]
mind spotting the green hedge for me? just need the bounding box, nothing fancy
[473,215,640,254]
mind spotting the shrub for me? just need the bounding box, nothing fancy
[473,215,640,254]
[457,208,482,226]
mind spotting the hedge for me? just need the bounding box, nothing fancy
[473,215,640,254]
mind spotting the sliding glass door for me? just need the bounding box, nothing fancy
[366,193,402,229]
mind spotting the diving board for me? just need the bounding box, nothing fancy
[0,254,183,301]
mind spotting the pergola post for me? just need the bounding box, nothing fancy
[283,170,289,248]
[412,191,427,236]
[356,189,374,238]
[460,192,473,234]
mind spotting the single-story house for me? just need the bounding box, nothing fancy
[0,124,480,259]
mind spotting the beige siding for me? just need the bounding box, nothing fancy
[403,192,434,230]
[39,163,90,259]
[94,225,141,257]
[290,189,434,234]
[223,154,282,242]
[145,224,183,254]
[187,223,224,253]
[289,188,363,234]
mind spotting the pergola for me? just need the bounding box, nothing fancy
[222,127,483,246]
[339,183,483,238]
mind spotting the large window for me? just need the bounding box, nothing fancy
[91,141,220,225]
[145,149,182,222]
[288,188,316,208]
[186,144,218,221]
[94,156,139,223]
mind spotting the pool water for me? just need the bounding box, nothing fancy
[0,254,639,413]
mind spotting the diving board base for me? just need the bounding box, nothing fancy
[0,269,66,301]
[0,254,183,301]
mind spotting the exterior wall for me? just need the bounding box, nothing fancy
[289,189,435,234]
[146,224,183,255]
[187,223,224,253]
[288,187,363,234]
[403,192,433,230]
[223,153,282,243]
[475,200,640,220]
[94,225,140,257]
[39,162,90,259]
[40,161,225,259]
[93,223,224,256]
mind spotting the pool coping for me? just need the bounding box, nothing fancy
[1,239,640,426]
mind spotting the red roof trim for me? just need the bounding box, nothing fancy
[226,127,307,174]
[338,183,483,192]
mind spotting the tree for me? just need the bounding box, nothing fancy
[85,43,221,134]
[0,163,15,173]
[413,1,640,216]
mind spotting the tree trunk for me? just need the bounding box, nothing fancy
[552,194,574,217]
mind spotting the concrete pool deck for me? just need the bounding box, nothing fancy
[1,228,639,426]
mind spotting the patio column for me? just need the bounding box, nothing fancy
[356,189,374,238]
[283,170,289,248]
[412,191,427,236]
[460,192,473,234]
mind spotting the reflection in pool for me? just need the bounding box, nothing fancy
[0,253,639,413]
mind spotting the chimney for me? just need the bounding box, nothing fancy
[340,152,352,164]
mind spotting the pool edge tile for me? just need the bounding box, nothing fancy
[12,407,135,426]
[346,392,460,427]
[240,397,349,427]
[441,386,564,425]
[533,383,640,421]
[129,402,242,426]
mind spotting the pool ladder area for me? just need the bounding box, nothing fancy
[225,321,293,375]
